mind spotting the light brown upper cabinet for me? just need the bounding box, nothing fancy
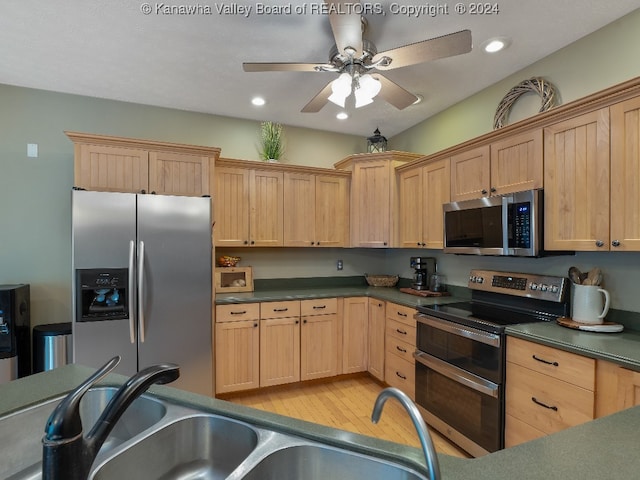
[610,96,640,251]
[67,131,219,196]
[335,151,421,248]
[283,172,349,247]
[215,161,284,247]
[544,108,612,251]
[397,158,451,249]
[450,129,543,202]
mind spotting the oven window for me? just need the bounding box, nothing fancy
[417,321,502,384]
[445,206,502,248]
[416,361,502,452]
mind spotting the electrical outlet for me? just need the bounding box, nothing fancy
[337,260,343,271]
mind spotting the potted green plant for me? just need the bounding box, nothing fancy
[259,121,284,162]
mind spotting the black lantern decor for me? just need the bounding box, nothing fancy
[366,128,387,153]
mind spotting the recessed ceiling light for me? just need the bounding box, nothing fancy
[336,112,348,120]
[483,37,510,53]
[251,97,266,106]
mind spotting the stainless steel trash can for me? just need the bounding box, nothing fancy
[33,323,72,373]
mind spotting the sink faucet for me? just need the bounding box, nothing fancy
[371,387,441,480]
[42,356,179,480]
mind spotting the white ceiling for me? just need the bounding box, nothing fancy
[1,1,638,137]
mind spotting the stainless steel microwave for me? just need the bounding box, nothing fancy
[443,189,543,256]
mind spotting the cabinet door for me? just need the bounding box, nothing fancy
[260,317,300,387]
[423,158,451,249]
[300,313,338,381]
[315,175,349,247]
[148,151,210,196]
[610,97,640,251]
[544,109,610,251]
[250,170,284,247]
[490,129,543,195]
[342,297,369,373]
[215,320,259,394]
[367,299,385,381]
[283,172,315,247]
[74,144,149,193]
[215,167,250,246]
[351,160,391,247]
[617,367,640,411]
[398,167,424,248]
[450,145,491,201]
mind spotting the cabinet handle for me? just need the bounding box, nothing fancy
[273,308,289,312]
[396,328,407,335]
[490,187,496,193]
[532,354,559,366]
[230,310,247,315]
[397,311,408,317]
[612,240,621,247]
[311,241,315,245]
[531,397,558,411]
[303,319,307,324]
[250,240,255,245]
[396,346,407,353]
[312,305,326,310]
[481,189,488,195]
[396,371,407,380]
[244,240,249,245]
[595,240,604,247]
[383,242,388,246]
[253,323,258,327]
[316,241,320,246]
[295,320,299,324]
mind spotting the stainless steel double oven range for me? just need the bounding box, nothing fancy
[414,269,569,457]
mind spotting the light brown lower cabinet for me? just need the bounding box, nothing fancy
[300,299,339,381]
[367,299,386,381]
[505,337,596,447]
[342,297,369,374]
[384,303,417,400]
[215,303,260,394]
[259,301,301,387]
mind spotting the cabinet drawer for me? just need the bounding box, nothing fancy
[301,298,338,316]
[505,413,547,448]
[385,352,415,400]
[386,318,416,346]
[387,303,416,327]
[385,336,415,364]
[507,337,596,390]
[506,362,595,435]
[216,303,260,323]
[260,300,301,319]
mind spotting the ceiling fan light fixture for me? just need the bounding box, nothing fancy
[354,74,381,108]
[328,72,352,107]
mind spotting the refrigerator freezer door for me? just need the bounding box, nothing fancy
[137,195,213,396]
[71,190,138,375]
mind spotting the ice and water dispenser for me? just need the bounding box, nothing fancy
[75,269,129,322]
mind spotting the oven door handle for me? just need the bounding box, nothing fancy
[416,314,501,347]
[414,351,500,399]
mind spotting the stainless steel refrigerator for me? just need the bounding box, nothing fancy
[71,189,213,396]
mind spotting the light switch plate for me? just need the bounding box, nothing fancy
[27,143,38,158]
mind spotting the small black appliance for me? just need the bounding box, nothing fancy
[0,284,31,383]
[410,257,435,290]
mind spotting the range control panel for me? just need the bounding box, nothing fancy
[468,269,567,303]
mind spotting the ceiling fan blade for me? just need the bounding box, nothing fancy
[326,0,363,56]
[375,74,419,110]
[243,62,331,72]
[301,81,334,113]
[373,30,472,70]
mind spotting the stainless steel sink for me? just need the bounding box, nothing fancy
[91,414,259,480]
[0,387,166,480]
[241,444,427,480]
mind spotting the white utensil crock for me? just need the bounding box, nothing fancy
[571,283,611,324]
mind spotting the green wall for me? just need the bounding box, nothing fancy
[391,8,640,154]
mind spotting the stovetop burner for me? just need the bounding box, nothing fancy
[416,269,570,335]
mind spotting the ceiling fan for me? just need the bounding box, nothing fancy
[243,0,472,112]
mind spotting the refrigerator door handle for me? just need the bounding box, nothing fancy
[128,240,136,344]
[138,240,146,343]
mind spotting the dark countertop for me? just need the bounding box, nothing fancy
[3,365,640,480]
[215,285,468,309]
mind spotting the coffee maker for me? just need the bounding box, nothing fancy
[410,257,436,290]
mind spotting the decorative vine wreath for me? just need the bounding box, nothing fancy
[493,77,559,129]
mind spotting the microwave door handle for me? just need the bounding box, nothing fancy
[128,240,136,344]
[415,351,499,399]
[502,195,511,254]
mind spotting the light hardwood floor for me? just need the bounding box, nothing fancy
[220,374,469,458]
